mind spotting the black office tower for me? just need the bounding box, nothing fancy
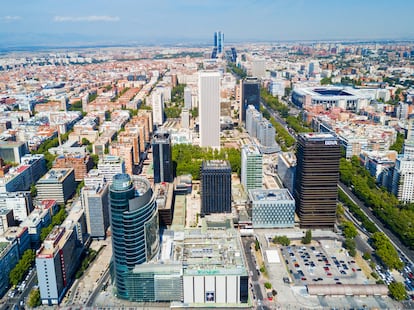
[240,77,260,123]
[201,160,232,214]
[152,132,173,183]
[293,133,340,229]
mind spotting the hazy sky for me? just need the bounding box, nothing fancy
[1,0,413,46]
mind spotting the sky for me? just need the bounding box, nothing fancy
[1,0,413,47]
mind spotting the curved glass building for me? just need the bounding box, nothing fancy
[110,173,159,299]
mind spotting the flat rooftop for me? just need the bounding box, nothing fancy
[243,144,261,155]
[203,160,231,169]
[249,188,294,202]
[165,221,247,276]
[301,132,337,141]
[38,168,73,183]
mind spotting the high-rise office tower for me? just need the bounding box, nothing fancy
[201,160,232,214]
[214,31,224,53]
[293,133,340,228]
[184,87,192,109]
[152,89,164,127]
[198,71,221,149]
[240,77,260,123]
[152,132,173,183]
[241,144,263,190]
[110,174,159,300]
[81,170,109,240]
[251,58,266,78]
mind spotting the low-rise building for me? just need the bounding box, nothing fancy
[248,188,295,228]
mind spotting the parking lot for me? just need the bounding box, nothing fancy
[281,242,371,286]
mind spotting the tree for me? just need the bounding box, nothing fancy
[273,235,291,246]
[81,138,91,145]
[302,230,312,244]
[90,154,99,168]
[362,252,371,260]
[30,184,37,198]
[264,282,272,289]
[343,238,357,257]
[342,221,358,239]
[320,77,332,85]
[388,282,407,301]
[9,250,35,286]
[27,288,41,307]
[255,239,260,251]
[371,232,403,270]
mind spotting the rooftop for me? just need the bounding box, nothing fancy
[249,188,294,202]
[301,132,337,141]
[37,168,73,183]
[203,160,231,169]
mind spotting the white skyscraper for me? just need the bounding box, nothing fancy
[252,58,266,78]
[198,71,221,149]
[152,89,164,127]
[184,87,192,109]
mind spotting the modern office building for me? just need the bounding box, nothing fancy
[0,192,33,222]
[251,58,266,78]
[20,206,52,248]
[126,263,183,302]
[214,31,224,53]
[181,109,190,129]
[36,168,76,205]
[181,220,248,306]
[277,152,297,193]
[0,154,47,193]
[392,155,414,203]
[241,144,263,191]
[256,119,279,154]
[81,171,109,240]
[240,77,260,123]
[152,132,173,183]
[152,88,165,127]
[245,105,262,137]
[155,182,174,226]
[245,105,279,154]
[198,71,221,149]
[184,87,192,109]
[36,206,87,306]
[248,189,295,228]
[201,160,232,214]
[97,155,125,185]
[0,208,14,234]
[0,141,28,163]
[0,239,19,298]
[294,133,340,229]
[110,174,159,300]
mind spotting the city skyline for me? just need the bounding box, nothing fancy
[1,0,414,47]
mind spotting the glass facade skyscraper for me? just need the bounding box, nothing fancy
[214,31,224,53]
[201,160,232,214]
[152,132,173,183]
[240,77,260,123]
[110,174,159,300]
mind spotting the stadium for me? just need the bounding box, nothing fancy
[292,86,372,111]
